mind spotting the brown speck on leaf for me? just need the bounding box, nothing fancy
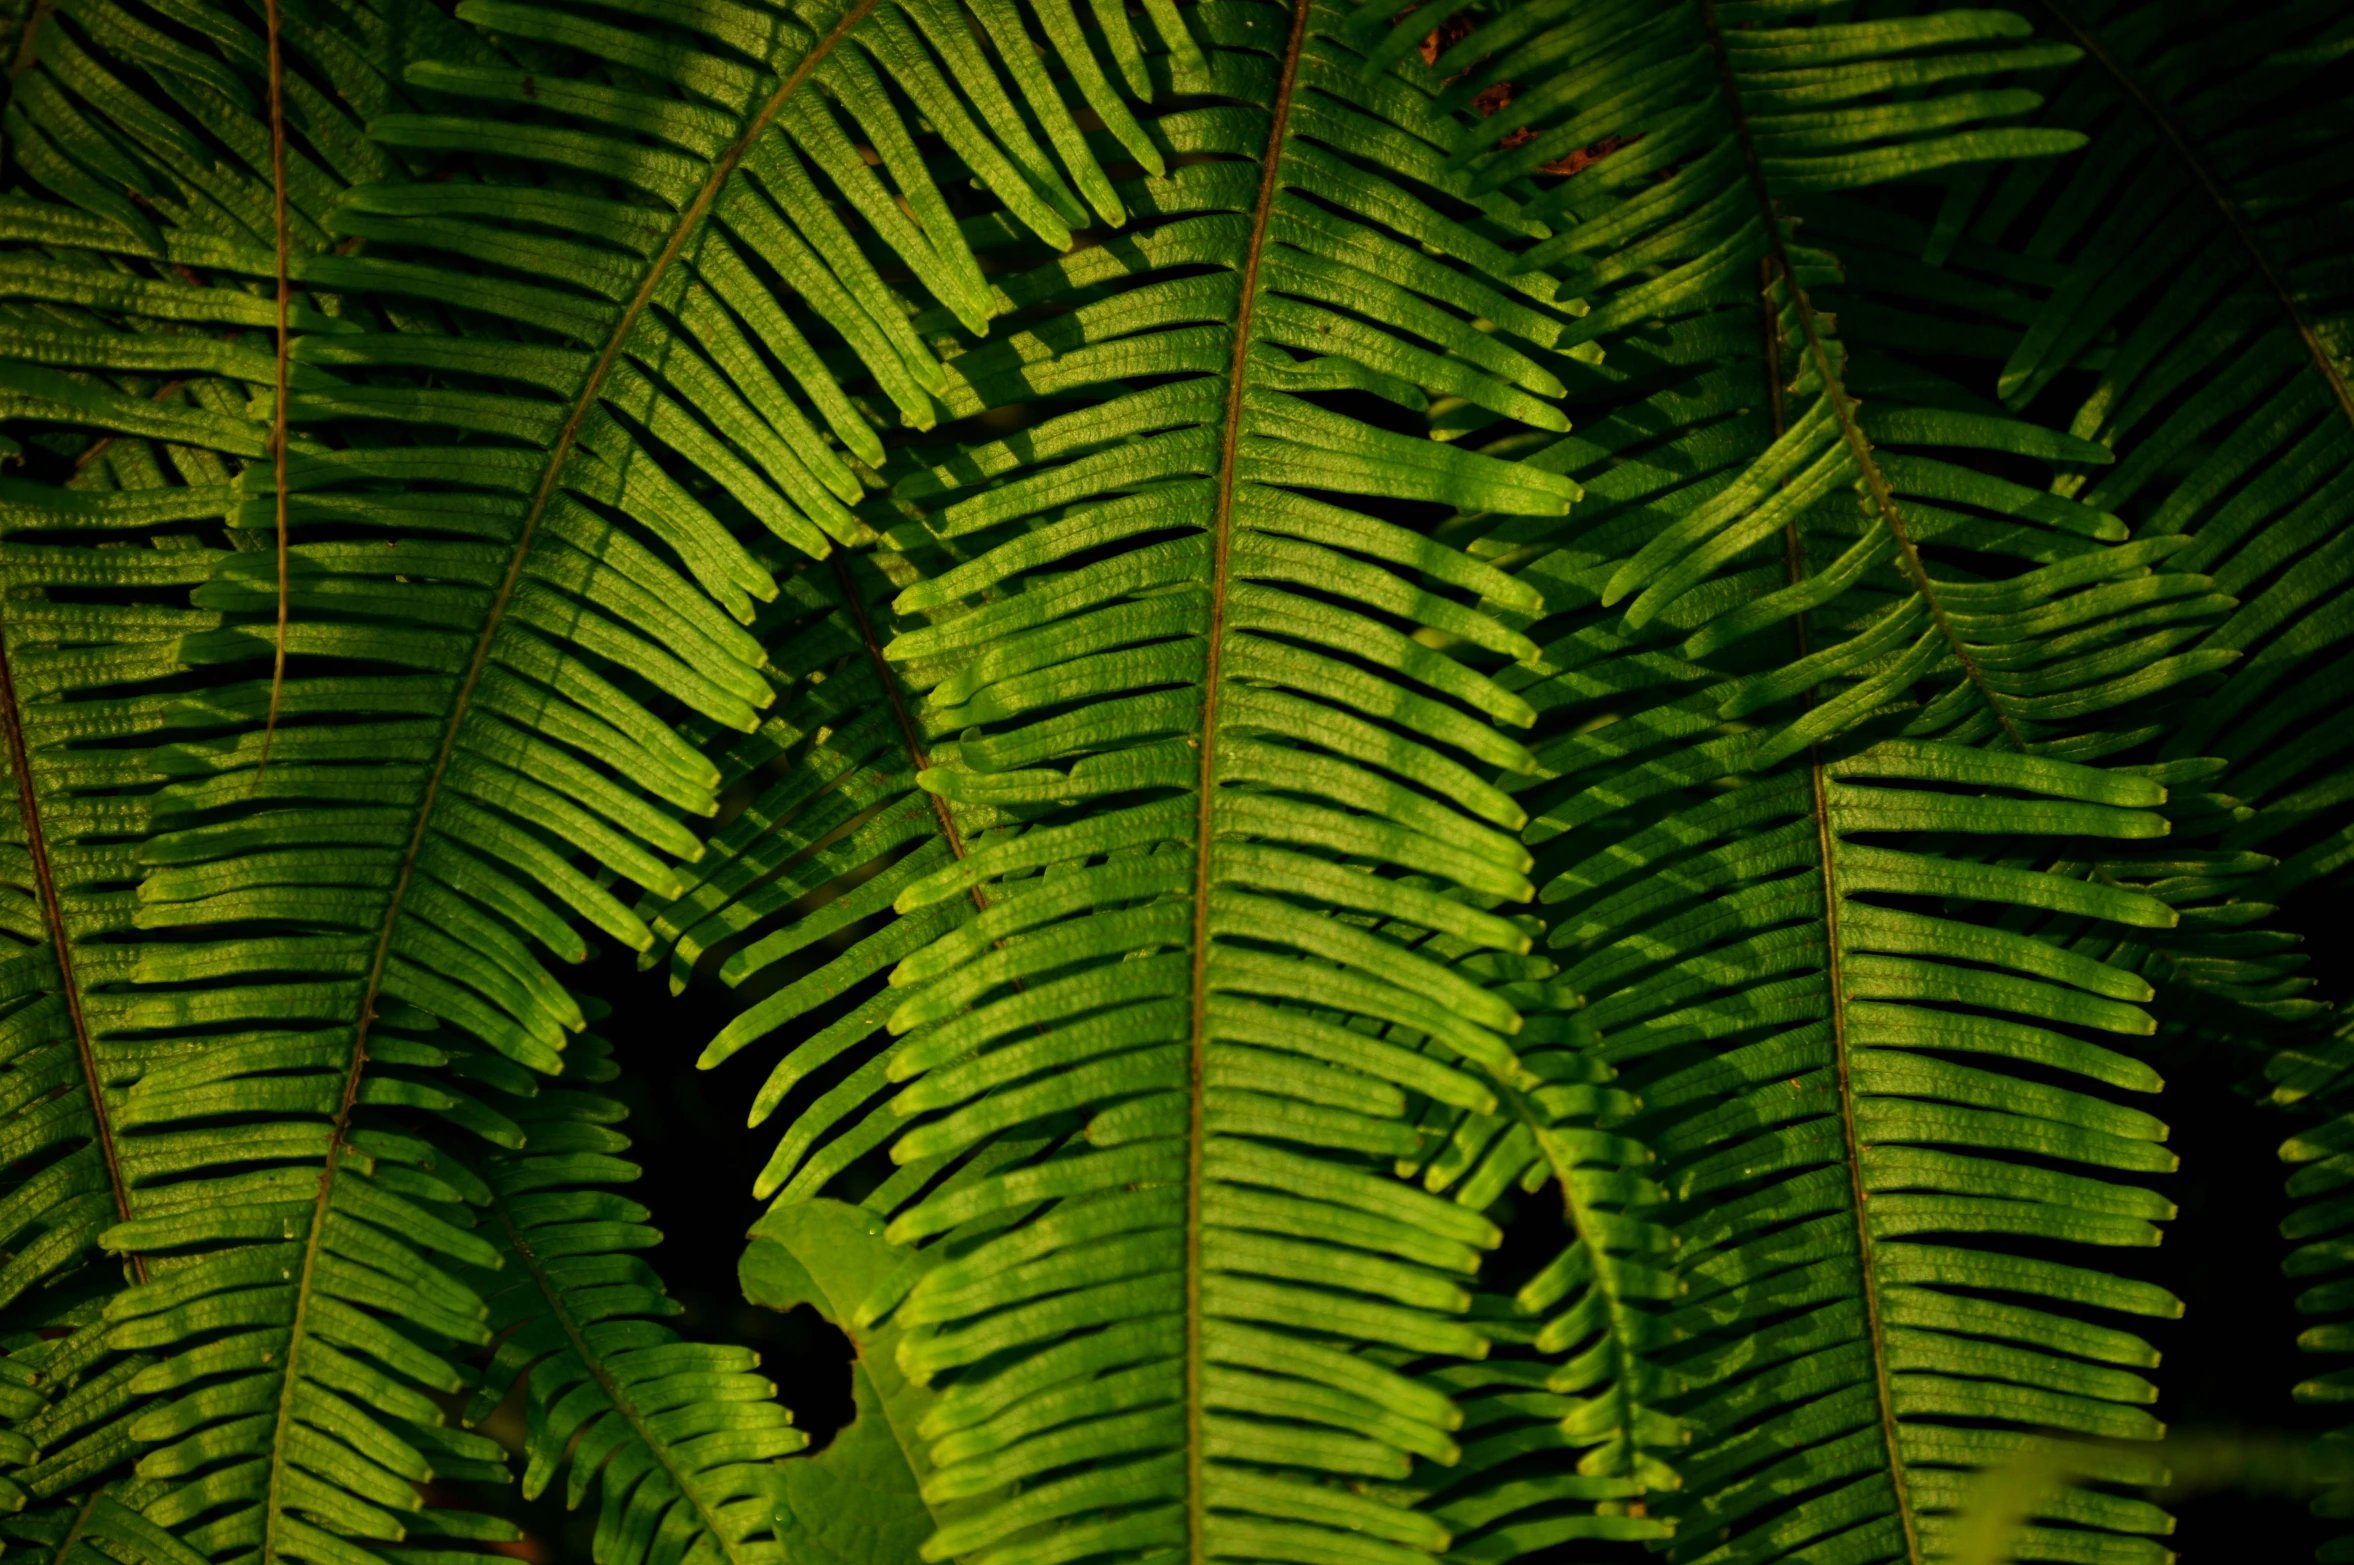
[1420,9,1475,66]
[1538,131,1644,178]
[520,76,536,98]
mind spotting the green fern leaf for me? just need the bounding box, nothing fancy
[0,1485,214,1565]
[811,4,1641,1563]
[0,551,154,1321]
[1418,1,2228,1559]
[2281,1057,2354,1542]
[1455,3,2231,782]
[644,552,994,1208]
[0,0,498,1501]
[1394,1012,1684,1559]
[310,0,1133,578]
[0,0,885,1556]
[1783,0,2350,1118]
[467,1043,808,1565]
[1807,0,2354,904]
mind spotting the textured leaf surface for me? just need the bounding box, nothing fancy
[1429,2,2205,1560]
[831,3,1612,1562]
[742,1199,952,1565]
[469,1047,805,1565]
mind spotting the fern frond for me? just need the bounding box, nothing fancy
[0,0,906,1555]
[782,3,1671,1562]
[0,518,156,1320]
[1451,0,2229,781]
[642,550,998,1208]
[0,1485,212,1565]
[1420,2,2219,1560]
[303,0,1131,586]
[0,0,498,1417]
[1396,1024,1684,1560]
[1812,0,2354,903]
[467,1043,807,1565]
[1615,747,2186,1565]
[2282,1032,2354,1547]
[0,0,520,1541]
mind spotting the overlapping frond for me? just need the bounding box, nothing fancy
[0,0,508,1510]
[0,0,513,1540]
[2281,1048,2354,1561]
[1811,0,2354,904]
[0,0,429,1346]
[794,2,1697,1561]
[466,1036,807,1565]
[0,490,155,1325]
[307,0,1132,581]
[1413,1,2220,1560]
[639,552,998,1209]
[4,1,2347,1563]
[1395,1020,1682,1562]
[1449,0,2231,781]
[1589,747,2187,1565]
[0,1484,213,1565]
[0,0,972,1553]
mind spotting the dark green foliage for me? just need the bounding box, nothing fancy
[0,0,2351,1564]
[1430,4,2209,1556]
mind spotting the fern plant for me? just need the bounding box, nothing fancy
[2,0,2352,1563]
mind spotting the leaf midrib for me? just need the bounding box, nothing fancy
[832,555,977,880]
[486,1185,753,1563]
[49,1484,106,1563]
[6,0,50,82]
[0,595,143,1272]
[1503,1079,1660,1477]
[1184,2,1315,1556]
[2035,0,2354,434]
[258,10,882,1555]
[1701,3,1921,1552]
[1697,0,2025,754]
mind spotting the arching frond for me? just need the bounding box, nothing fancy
[812,3,1650,1562]
[0,0,939,1554]
[1415,1,2215,1560]
[0,0,454,1341]
[639,551,997,1209]
[300,0,1129,584]
[0,0,499,1498]
[1395,1014,1683,1562]
[0,1484,213,1565]
[1448,0,2228,778]
[1807,0,2354,905]
[2281,1038,2354,1544]
[0,492,161,1322]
